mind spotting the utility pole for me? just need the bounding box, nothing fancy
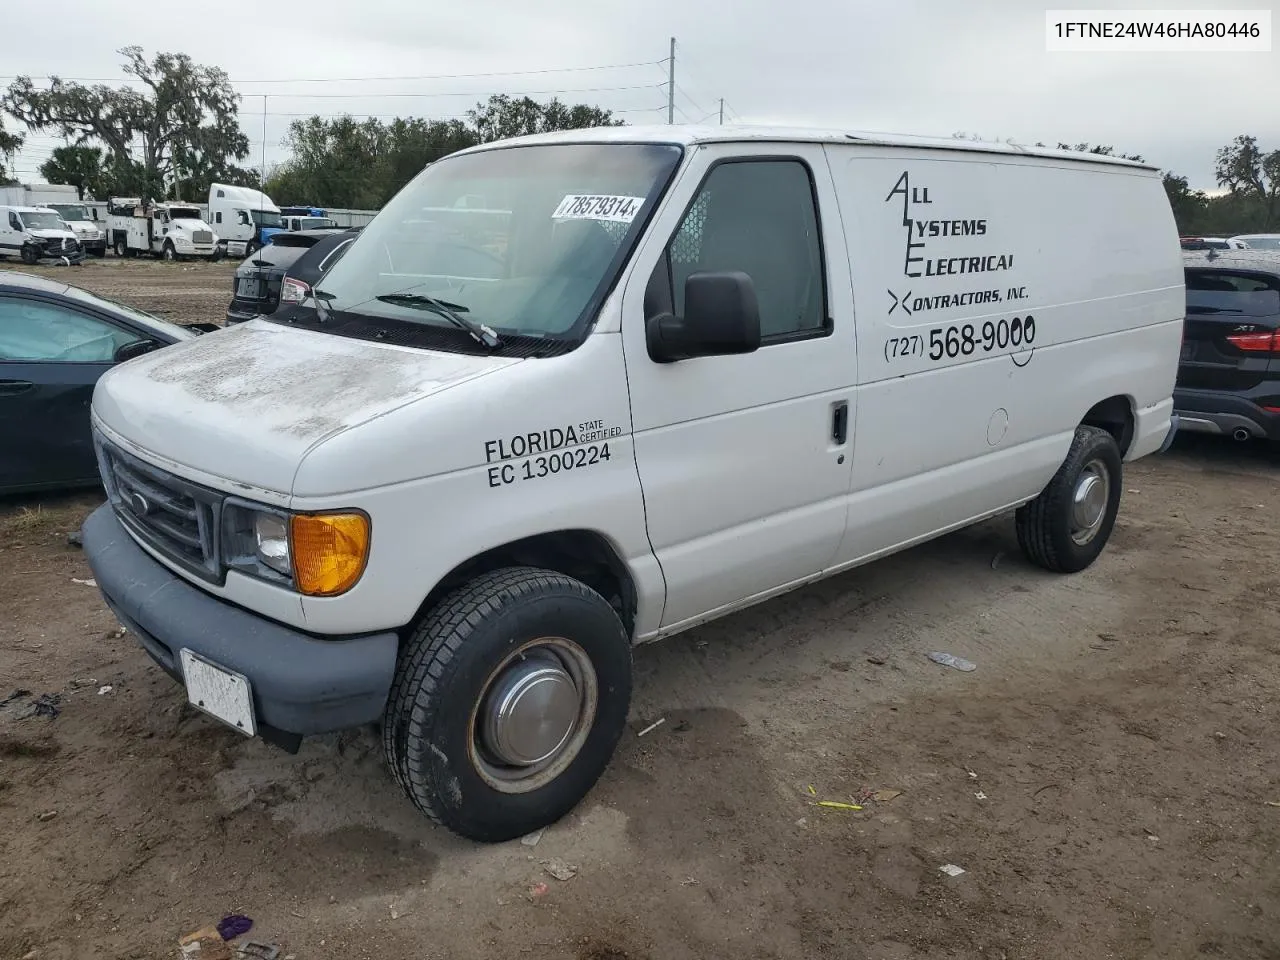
[667,37,676,124]
[719,98,724,125]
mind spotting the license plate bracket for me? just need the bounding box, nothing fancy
[179,649,256,737]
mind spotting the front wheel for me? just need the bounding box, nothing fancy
[382,567,632,842]
[1016,424,1123,573]
[162,241,176,261]
[246,240,260,256]
[20,245,38,265]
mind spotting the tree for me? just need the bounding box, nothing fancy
[466,94,624,143]
[1215,135,1280,229]
[266,94,626,209]
[0,115,22,185]
[39,145,105,199]
[3,46,249,201]
[1055,142,1146,163]
[1161,172,1208,232]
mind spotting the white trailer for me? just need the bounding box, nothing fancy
[106,198,220,260]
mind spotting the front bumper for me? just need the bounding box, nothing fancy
[1173,387,1280,442]
[80,504,399,742]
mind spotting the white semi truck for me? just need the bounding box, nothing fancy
[106,198,220,260]
[207,183,284,257]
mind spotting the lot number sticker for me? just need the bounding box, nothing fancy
[552,194,645,223]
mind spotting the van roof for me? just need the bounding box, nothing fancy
[1,205,61,214]
[455,124,1158,171]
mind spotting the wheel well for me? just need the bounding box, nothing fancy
[1082,395,1135,455]
[413,530,638,638]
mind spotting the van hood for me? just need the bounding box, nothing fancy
[30,227,77,241]
[92,321,523,495]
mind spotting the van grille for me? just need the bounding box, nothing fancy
[95,435,224,582]
[192,230,213,245]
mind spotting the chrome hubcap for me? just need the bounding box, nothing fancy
[1070,459,1110,545]
[470,638,597,794]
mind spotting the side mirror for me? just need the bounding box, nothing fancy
[646,271,761,363]
[114,339,159,363]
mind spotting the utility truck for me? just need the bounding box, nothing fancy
[106,198,220,260]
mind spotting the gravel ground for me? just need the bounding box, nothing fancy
[1,259,1278,960]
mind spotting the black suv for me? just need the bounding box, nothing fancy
[225,228,354,325]
[1175,249,1280,443]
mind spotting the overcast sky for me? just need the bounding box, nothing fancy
[3,0,1276,196]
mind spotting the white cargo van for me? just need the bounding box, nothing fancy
[81,126,1184,842]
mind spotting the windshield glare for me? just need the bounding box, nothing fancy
[312,142,682,341]
[21,211,67,232]
[251,209,282,228]
[169,208,201,220]
[50,205,90,221]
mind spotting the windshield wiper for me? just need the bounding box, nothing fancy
[374,293,502,349]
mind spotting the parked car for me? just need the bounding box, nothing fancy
[0,272,211,494]
[1229,233,1280,251]
[0,205,86,264]
[80,126,1182,843]
[1180,236,1247,251]
[226,228,353,325]
[1174,249,1280,443]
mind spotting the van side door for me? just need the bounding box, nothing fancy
[620,143,857,632]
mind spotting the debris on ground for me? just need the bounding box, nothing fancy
[928,652,976,672]
[216,915,253,940]
[939,864,966,877]
[1265,801,1280,807]
[234,944,279,960]
[179,926,233,960]
[97,686,113,696]
[1,691,61,722]
[673,719,691,733]
[543,858,579,881]
[70,578,97,587]
[36,810,57,822]
[1098,632,1119,642]
[991,552,1004,569]
[866,656,887,666]
[975,792,988,800]
[815,801,863,811]
[67,530,83,548]
[520,829,544,847]
[528,882,550,900]
[871,789,902,803]
[636,717,665,738]
[681,877,699,886]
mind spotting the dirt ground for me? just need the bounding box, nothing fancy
[2,258,1279,960]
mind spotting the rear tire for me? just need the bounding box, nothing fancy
[382,566,632,842]
[1016,425,1123,573]
[114,237,126,258]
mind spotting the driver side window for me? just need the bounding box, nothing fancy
[9,213,21,231]
[0,298,142,363]
[653,158,829,344]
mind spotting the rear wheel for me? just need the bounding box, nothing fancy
[1016,425,1123,573]
[382,567,632,842]
[246,240,261,256]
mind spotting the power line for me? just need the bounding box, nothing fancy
[0,59,665,87]
[232,82,663,100]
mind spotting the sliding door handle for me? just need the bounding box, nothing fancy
[831,401,849,445]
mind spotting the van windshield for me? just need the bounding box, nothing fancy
[20,211,66,231]
[300,142,682,348]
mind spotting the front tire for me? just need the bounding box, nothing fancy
[1016,425,1123,573]
[383,567,632,842]
[162,241,176,261]
[20,245,38,265]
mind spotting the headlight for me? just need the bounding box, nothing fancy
[290,512,371,596]
[221,500,370,596]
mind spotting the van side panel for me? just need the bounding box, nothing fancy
[828,149,1182,568]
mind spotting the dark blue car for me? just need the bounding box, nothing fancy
[0,272,212,494]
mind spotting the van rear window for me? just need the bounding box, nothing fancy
[1186,271,1280,316]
